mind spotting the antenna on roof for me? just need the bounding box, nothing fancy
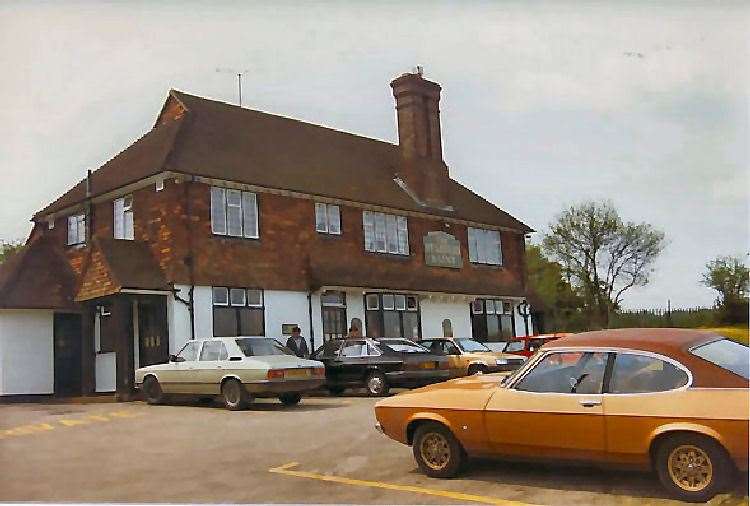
[413,65,424,76]
[215,68,250,107]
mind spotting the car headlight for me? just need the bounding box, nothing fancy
[496,358,508,365]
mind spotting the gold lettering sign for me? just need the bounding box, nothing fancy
[423,231,463,269]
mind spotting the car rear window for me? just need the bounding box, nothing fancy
[379,339,427,353]
[236,338,292,357]
[455,339,490,352]
[505,341,524,353]
[690,338,749,380]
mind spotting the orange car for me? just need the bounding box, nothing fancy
[374,329,749,502]
[420,337,526,377]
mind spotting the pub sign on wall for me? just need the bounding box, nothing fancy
[423,231,463,269]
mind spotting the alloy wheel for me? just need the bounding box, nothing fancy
[419,432,451,471]
[668,444,713,492]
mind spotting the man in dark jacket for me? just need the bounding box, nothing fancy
[286,327,309,358]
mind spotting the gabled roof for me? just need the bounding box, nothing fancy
[35,90,533,233]
[0,236,78,310]
[75,238,170,301]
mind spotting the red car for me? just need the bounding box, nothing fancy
[503,333,570,357]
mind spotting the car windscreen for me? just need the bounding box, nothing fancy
[455,339,491,352]
[690,338,749,379]
[505,341,525,353]
[235,338,293,357]
[379,339,428,353]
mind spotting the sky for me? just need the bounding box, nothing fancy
[1,1,747,309]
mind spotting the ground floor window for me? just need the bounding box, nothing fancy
[470,299,514,342]
[213,287,265,336]
[321,290,347,341]
[365,292,420,339]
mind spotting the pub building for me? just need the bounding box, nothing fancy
[0,69,534,398]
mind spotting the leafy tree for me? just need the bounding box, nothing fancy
[700,255,749,323]
[526,244,586,332]
[0,240,23,265]
[542,200,666,328]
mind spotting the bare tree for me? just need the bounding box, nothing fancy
[542,201,666,328]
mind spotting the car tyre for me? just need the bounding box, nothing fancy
[412,422,466,478]
[221,378,249,411]
[327,385,346,396]
[279,393,302,406]
[143,376,165,405]
[655,433,733,503]
[365,370,389,396]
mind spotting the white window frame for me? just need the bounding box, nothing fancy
[468,227,502,265]
[67,213,86,246]
[211,186,259,239]
[315,203,341,235]
[114,196,134,240]
[155,179,164,192]
[247,289,264,308]
[362,211,409,255]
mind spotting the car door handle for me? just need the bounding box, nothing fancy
[579,399,602,407]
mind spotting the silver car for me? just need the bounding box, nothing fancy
[134,336,325,410]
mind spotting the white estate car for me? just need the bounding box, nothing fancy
[134,337,325,410]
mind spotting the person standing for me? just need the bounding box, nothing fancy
[286,326,309,358]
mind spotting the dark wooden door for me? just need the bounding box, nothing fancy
[138,297,169,367]
[53,313,82,396]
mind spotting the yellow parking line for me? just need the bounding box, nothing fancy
[268,462,537,506]
[0,410,144,440]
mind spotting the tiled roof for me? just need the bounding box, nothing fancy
[35,90,532,233]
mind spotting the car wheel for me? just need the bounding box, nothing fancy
[412,422,466,478]
[143,376,164,405]
[467,364,485,376]
[365,371,389,396]
[221,378,249,411]
[655,433,733,503]
[279,393,302,406]
[327,385,346,396]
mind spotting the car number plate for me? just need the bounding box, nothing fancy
[420,362,435,369]
[285,369,310,379]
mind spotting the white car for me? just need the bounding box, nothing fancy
[134,336,325,410]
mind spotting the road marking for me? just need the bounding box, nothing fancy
[269,462,537,506]
[0,409,144,440]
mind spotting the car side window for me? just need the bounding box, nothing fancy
[200,341,227,361]
[177,342,199,361]
[444,342,460,355]
[340,341,366,358]
[515,351,608,394]
[609,353,688,393]
[423,340,443,354]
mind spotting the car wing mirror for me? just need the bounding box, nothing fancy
[170,355,185,363]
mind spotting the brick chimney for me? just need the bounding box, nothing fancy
[390,69,450,208]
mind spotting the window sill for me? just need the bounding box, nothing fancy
[364,250,411,260]
[469,262,504,270]
[212,233,260,242]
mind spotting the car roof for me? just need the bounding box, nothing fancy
[545,328,748,388]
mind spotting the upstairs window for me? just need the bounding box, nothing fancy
[468,227,502,265]
[211,187,259,239]
[114,196,134,240]
[315,203,341,235]
[67,214,86,246]
[362,211,409,255]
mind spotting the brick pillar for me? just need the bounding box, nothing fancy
[112,295,136,401]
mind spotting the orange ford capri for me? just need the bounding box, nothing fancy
[374,328,749,503]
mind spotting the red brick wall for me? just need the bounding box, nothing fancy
[38,179,526,297]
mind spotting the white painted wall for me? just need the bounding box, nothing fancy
[169,284,194,353]
[264,290,310,345]
[192,286,214,341]
[345,290,366,335]
[0,310,54,395]
[419,298,472,339]
[514,305,534,337]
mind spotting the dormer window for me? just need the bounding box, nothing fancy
[114,196,134,240]
[67,214,86,246]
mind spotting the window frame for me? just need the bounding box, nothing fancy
[362,210,409,256]
[364,292,421,340]
[67,213,86,246]
[468,227,502,266]
[114,196,135,240]
[210,186,259,239]
[505,347,693,394]
[212,286,265,337]
[315,202,342,235]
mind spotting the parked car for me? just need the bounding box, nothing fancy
[420,337,525,376]
[502,333,571,357]
[135,337,325,410]
[374,329,749,502]
[312,337,451,396]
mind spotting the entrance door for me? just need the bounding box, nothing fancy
[137,297,169,367]
[53,313,82,396]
